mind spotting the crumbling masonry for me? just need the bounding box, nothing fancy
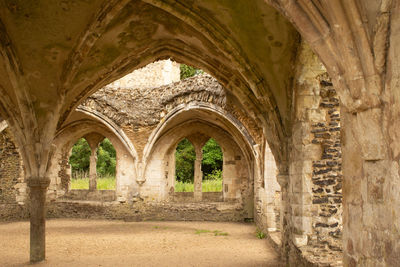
[2,58,343,265]
[0,1,399,266]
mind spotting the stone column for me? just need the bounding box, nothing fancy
[194,152,203,202]
[277,172,289,261]
[341,107,399,266]
[28,177,50,263]
[89,147,98,191]
[84,133,104,191]
[187,134,208,202]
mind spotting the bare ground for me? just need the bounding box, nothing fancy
[0,219,281,267]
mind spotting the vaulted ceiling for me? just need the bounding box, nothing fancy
[0,0,299,162]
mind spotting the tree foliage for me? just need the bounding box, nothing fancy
[201,138,223,180]
[175,138,196,183]
[69,137,116,177]
[175,138,223,183]
[180,64,203,80]
[69,138,91,175]
[96,138,116,176]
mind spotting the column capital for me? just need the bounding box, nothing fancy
[277,173,289,189]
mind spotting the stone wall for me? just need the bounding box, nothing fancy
[46,69,259,218]
[286,42,343,266]
[46,200,246,222]
[0,55,344,266]
[0,127,25,204]
[82,73,262,158]
[309,74,342,251]
[256,144,281,232]
[0,126,28,221]
[104,59,180,90]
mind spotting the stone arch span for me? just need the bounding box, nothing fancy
[143,119,254,216]
[142,102,258,172]
[140,104,268,218]
[49,117,138,202]
[75,107,139,162]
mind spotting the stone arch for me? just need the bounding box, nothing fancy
[146,120,252,206]
[142,103,257,170]
[53,1,292,169]
[141,104,258,218]
[49,118,138,202]
[75,107,139,162]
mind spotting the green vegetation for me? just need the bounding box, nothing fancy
[180,64,203,79]
[175,177,222,192]
[195,229,229,236]
[195,229,212,234]
[153,226,168,230]
[202,176,222,192]
[70,177,89,189]
[174,138,223,192]
[70,176,116,190]
[175,138,196,183]
[69,138,91,176]
[175,180,194,192]
[214,230,229,236]
[96,138,116,177]
[256,229,266,239]
[202,139,223,180]
[69,138,116,178]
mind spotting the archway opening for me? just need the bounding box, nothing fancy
[96,138,116,190]
[69,138,91,190]
[174,138,195,192]
[201,138,223,192]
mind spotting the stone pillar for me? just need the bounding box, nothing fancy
[187,134,208,202]
[341,107,400,266]
[84,133,104,191]
[28,178,50,263]
[277,172,289,260]
[89,147,98,191]
[194,152,203,201]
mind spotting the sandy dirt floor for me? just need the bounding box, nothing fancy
[0,219,281,267]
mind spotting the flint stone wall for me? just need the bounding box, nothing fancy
[288,43,343,267]
[82,73,262,158]
[0,128,25,205]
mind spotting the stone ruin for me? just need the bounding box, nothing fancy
[1,2,400,266]
[1,55,343,266]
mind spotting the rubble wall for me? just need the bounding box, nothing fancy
[0,127,28,220]
[287,42,342,266]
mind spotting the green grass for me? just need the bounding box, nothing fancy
[256,229,266,239]
[175,181,194,192]
[202,179,222,192]
[195,229,212,234]
[195,229,229,236]
[71,176,116,190]
[153,226,168,230]
[175,178,222,192]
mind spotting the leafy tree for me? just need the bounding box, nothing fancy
[175,138,196,182]
[180,64,203,79]
[69,138,91,176]
[201,138,223,180]
[96,138,116,177]
[69,137,116,178]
